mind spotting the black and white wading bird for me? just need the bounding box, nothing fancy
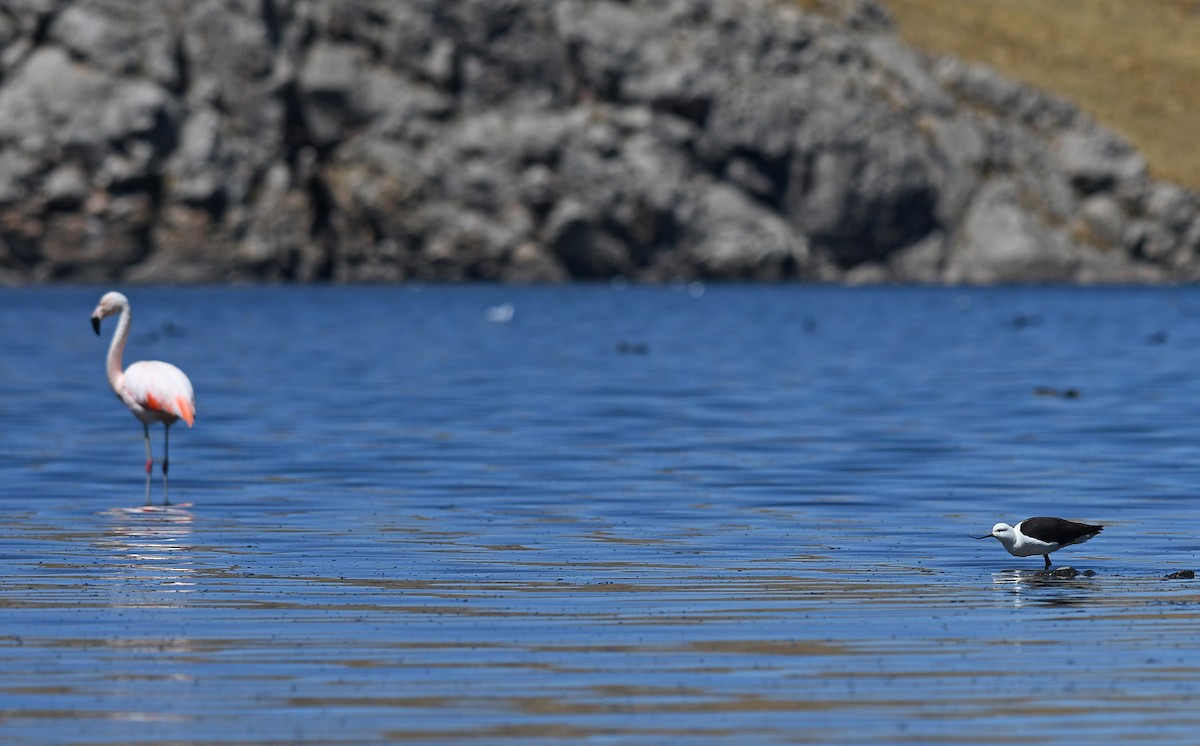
[974,517,1104,569]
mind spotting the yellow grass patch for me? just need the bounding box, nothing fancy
[881,0,1200,189]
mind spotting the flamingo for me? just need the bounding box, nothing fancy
[91,291,196,505]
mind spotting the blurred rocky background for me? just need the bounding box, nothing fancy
[1,0,1199,284]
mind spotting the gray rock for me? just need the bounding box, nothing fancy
[0,149,40,204]
[1056,126,1147,195]
[935,57,1080,132]
[1075,251,1165,285]
[864,35,954,114]
[0,47,163,150]
[43,164,90,208]
[168,107,224,203]
[50,1,163,76]
[1079,194,1126,249]
[544,198,631,278]
[786,119,941,267]
[297,43,370,146]
[947,179,1077,284]
[888,232,947,282]
[0,0,1195,284]
[688,182,809,279]
[701,78,812,166]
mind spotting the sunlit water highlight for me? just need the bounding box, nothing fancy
[4,285,1200,743]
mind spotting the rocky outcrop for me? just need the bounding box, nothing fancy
[0,0,1197,284]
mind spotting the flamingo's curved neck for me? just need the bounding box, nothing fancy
[106,301,131,392]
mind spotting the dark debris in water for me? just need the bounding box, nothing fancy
[1010,313,1041,329]
[1033,386,1081,399]
[1165,570,1195,580]
[135,320,186,344]
[616,341,650,355]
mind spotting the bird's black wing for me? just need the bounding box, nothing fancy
[1020,517,1103,545]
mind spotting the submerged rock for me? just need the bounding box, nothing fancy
[0,0,1197,283]
[1165,570,1195,580]
[1045,566,1079,578]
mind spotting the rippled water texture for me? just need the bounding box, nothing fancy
[5,285,1200,744]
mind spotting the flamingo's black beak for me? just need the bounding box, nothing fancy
[91,316,101,335]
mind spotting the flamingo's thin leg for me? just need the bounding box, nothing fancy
[143,423,153,506]
[163,425,171,506]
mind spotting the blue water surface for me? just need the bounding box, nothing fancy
[3,284,1200,744]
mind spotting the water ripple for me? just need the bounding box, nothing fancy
[3,286,1200,743]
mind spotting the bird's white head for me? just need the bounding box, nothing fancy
[91,291,129,334]
[989,523,1016,546]
[972,522,1016,547]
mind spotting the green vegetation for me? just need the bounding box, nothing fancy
[882,0,1200,189]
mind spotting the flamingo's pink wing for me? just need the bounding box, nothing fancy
[124,361,196,426]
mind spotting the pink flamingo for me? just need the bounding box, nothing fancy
[91,291,196,505]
